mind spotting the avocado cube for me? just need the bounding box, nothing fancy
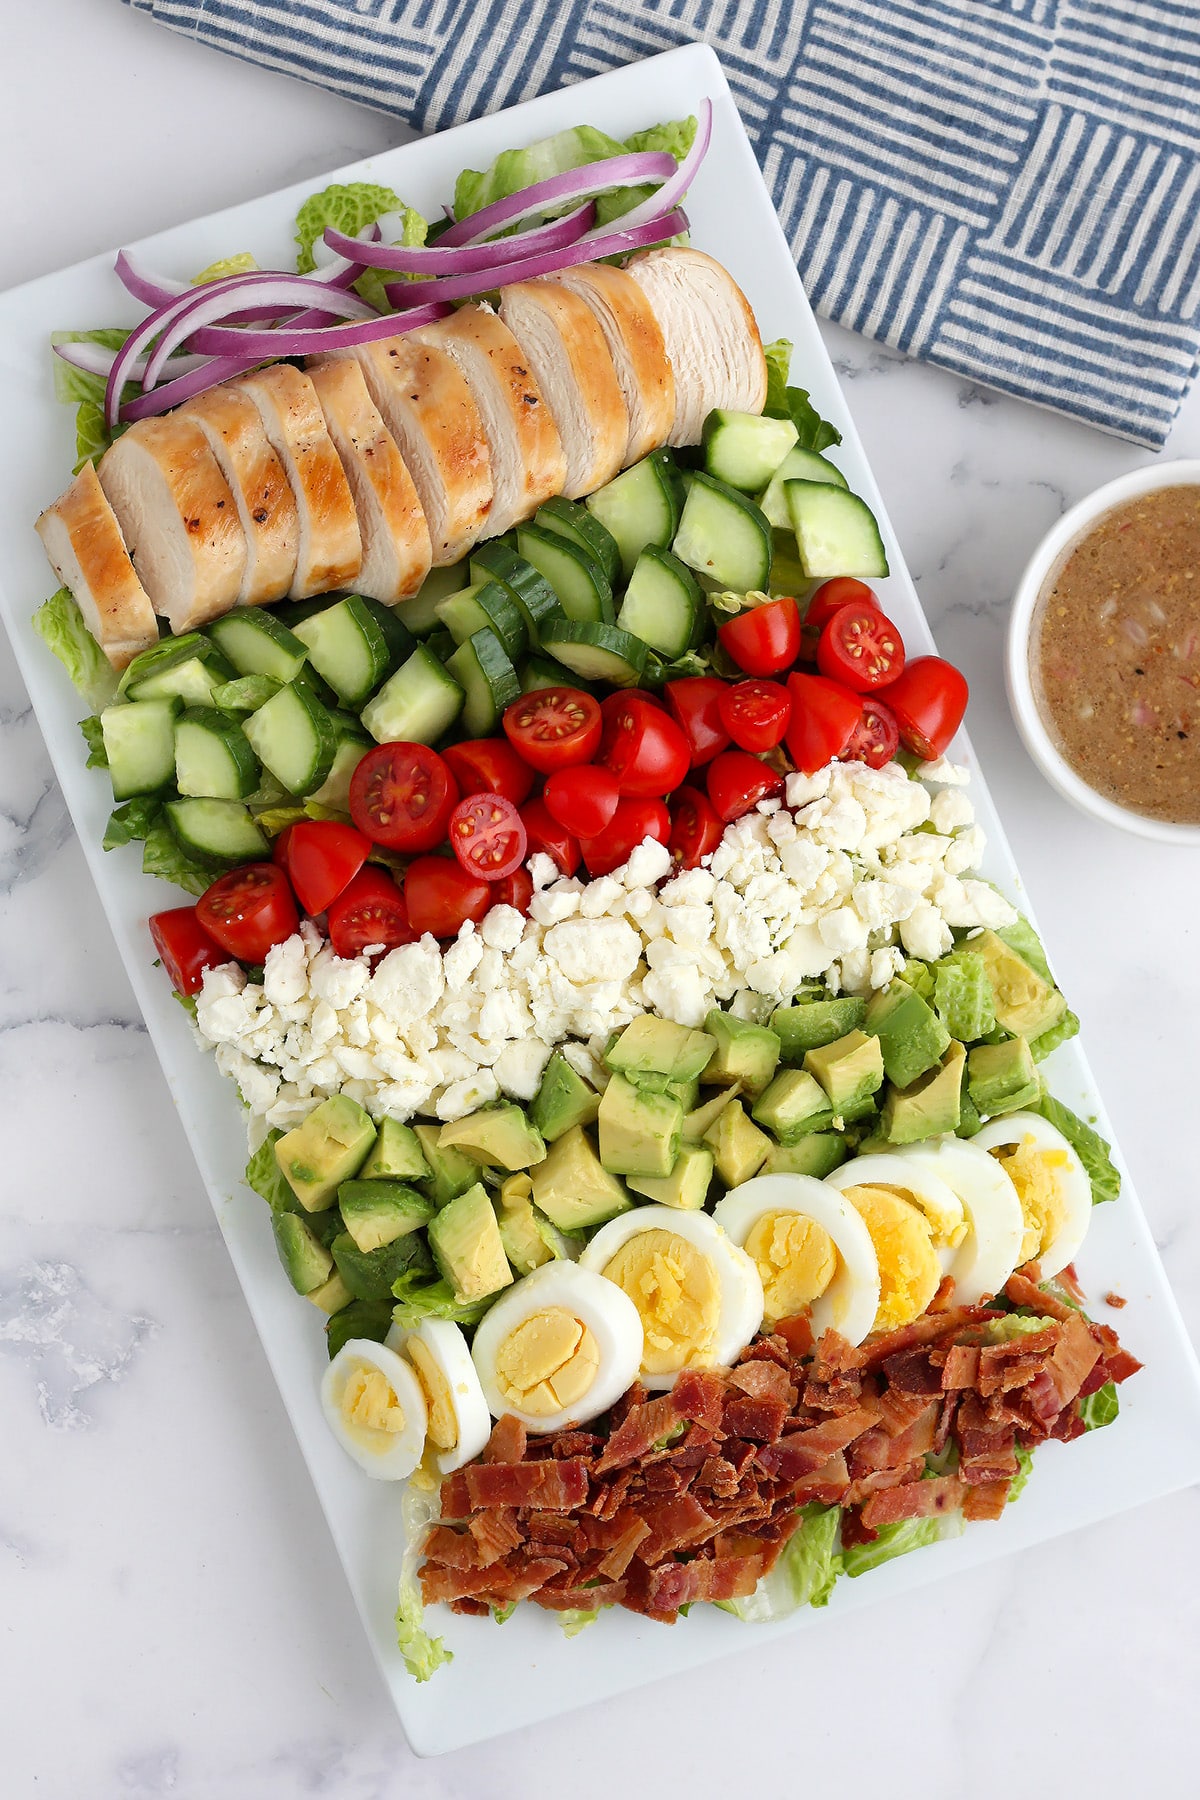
[305,1269,354,1315]
[358,1118,430,1183]
[771,995,866,1062]
[530,1052,600,1141]
[331,1228,433,1302]
[412,1124,480,1207]
[973,930,1067,1040]
[605,1015,717,1090]
[496,1198,554,1275]
[752,1069,835,1142]
[883,1041,966,1144]
[326,1298,394,1361]
[597,1072,683,1178]
[704,1099,771,1187]
[531,1125,633,1231]
[337,1180,435,1253]
[665,1076,700,1114]
[683,1084,743,1143]
[957,1087,984,1138]
[967,1035,1041,1117]
[274,1096,376,1211]
[803,1030,885,1116]
[762,1133,848,1180]
[437,1102,547,1171]
[702,1010,781,1098]
[625,1141,714,1210]
[865,979,951,1088]
[426,1182,513,1303]
[272,1211,335,1296]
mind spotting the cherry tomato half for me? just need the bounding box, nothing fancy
[717,679,792,754]
[839,696,900,770]
[326,866,416,960]
[543,764,620,839]
[494,866,533,915]
[149,906,226,995]
[578,796,670,878]
[664,676,731,766]
[784,672,862,774]
[706,749,784,823]
[883,656,969,759]
[196,864,299,965]
[349,742,458,852]
[503,686,602,773]
[280,819,370,915]
[442,737,536,809]
[800,578,880,661]
[600,694,691,797]
[717,596,801,676]
[448,793,528,882]
[404,855,493,939]
[668,788,724,871]
[519,796,581,876]
[816,605,905,692]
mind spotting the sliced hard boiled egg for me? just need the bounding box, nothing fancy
[713,1173,880,1347]
[320,1338,428,1481]
[470,1261,644,1434]
[973,1111,1092,1279]
[579,1205,764,1390]
[892,1138,1025,1305]
[826,1152,966,1334]
[385,1318,492,1474]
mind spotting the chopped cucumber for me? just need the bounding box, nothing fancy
[760,446,848,529]
[291,596,394,709]
[120,634,233,706]
[673,471,772,592]
[174,707,261,800]
[534,495,621,588]
[358,596,417,669]
[206,609,308,683]
[165,798,268,865]
[400,562,471,635]
[242,681,337,797]
[702,409,799,492]
[437,579,528,662]
[585,450,680,580]
[308,729,368,812]
[470,541,561,644]
[515,523,613,627]
[446,630,521,737]
[519,653,583,694]
[537,620,649,687]
[784,480,889,579]
[101,699,180,801]
[361,644,464,745]
[209,674,282,714]
[615,547,703,658]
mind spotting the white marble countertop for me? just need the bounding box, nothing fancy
[3,4,1199,1794]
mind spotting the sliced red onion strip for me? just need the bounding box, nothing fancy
[54,339,209,381]
[182,301,452,360]
[115,249,192,308]
[614,99,712,231]
[104,271,276,430]
[119,354,265,422]
[141,275,376,389]
[322,199,596,274]
[440,149,676,247]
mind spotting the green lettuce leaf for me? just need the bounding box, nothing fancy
[995,914,1055,987]
[594,116,698,229]
[390,1272,494,1329]
[356,202,428,312]
[986,1313,1060,1344]
[454,118,696,236]
[1033,1093,1120,1205]
[557,1607,601,1637]
[491,1602,517,1624]
[80,714,109,768]
[762,338,793,418]
[842,1506,964,1578]
[244,1131,294,1213]
[933,951,995,1044]
[103,797,161,851]
[901,959,935,1004]
[1009,1442,1035,1502]
[140,816,213,896]
[32,588,119,711]
[760,338,842,451]
[1028,1009,1080,1062]
[721,1503,843,1621]
[1079,1380,1120,1431]
[193,251,257,284]
[326,1298,394,1360]
[396,1479,453,1682]
[51,328,133,472]
[294,182,412,272]
[210,674,282,714]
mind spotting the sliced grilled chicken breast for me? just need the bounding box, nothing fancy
[35,461,159,670]
[498,282,628,498]
[97,416,246,632]
[308,359,432,603]
[624,247,767,445]
[415,306,566,537]
[545,262,675,465]
[236,364,361,599]
[315,336,492,567]
[180,383,298,606]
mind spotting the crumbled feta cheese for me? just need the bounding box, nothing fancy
[930,788,975,834]
[623,837,673,888]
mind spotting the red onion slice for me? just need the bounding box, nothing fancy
[181,300,453,360]
[120,354,265,422]
[614,99,712,231]
[54,339,209,381]
[140,275,377,389]
[115,228,378,310]
[322,199,596,274]
[440,150,677,247]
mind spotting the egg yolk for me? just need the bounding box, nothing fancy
[341,1367,406,1440]
[603,1229,721,1375]
[846,1184,942,1332]
[993,1138,1070,1264]
[744,1210,837,1323]
[877,1183,966,1249]
[405,1340,458,1451]
[494,1308,600,1415]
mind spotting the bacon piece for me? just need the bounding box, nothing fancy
[1046,1311,1103,1408]
[860,1311,976,1367]
[928,1275,956,1312]
[642,1553,765,1615]
[1104,1291,1127,1310]
[439,1470,471,1519]
[728,1360,795,1404]
[531,1581,628,1611]
[672,1367,728,1430]
[812,1329,866,1372]
[467,1508,523,1564]
[697,1455,740,1498]
[963,1480,1011,1521]
[593,1392,680,1473]
[421,1556,564,1605]
[1057,1262,1087,1304]
[860,1474,964,1528]
[754,1405,878,1479]
[483,1414,528,1463]
[1002,1272,1074,1321]
[464,1457,589,1511]
[880,1351,943,1397]
[638,1493,717,1563]
[523,1512,584,1548]
[597,1514,651,1580]
[774,1315,814,1356]
[879,1402,939,1469]
[876,1385,937,1433]
[721,1396,790,1442]
[844,1462,922,1507]
[422,1525,482,1570]
[791,1451,851,1505]
[940,1345,981,1389]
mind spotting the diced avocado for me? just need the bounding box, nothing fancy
[337,1179,434,1253]
[605,1014,717,1089]
[496,1197,554,1275]
[701,1010,781,1097]
[865,979,951,1088]
[437,1102,547,1171]
[326,1298,393,1360]
[272,1211,335,1295]
[426,1181,513,1302]
[967,1035,1041,1117]
[358,1117,430,1183]
[536,1211,586,1261]
[274,1096,376,1211]
[762,1134,848,1180]
[305,1269,354,1315]
[704,1099,771,1186]
[665,1076,700,1114]
[626,1141,715,1210]
[882,1041,966,1144]
[803,1030,886,1116]
[412,1123,479,1207]
[683,1083,742,1142]
[752,1069,835,1142]
[331,1228,432,1302]
[973,929,1067,1040]
[499,1173,533,1209]
[531,1125,633,1230]
[957,1087,984,1139]
[771,995,866,1061]
[597,1072,683,1178]
[530,1052,600,1141]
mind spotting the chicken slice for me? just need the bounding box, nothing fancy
[498,282,628,498]
[97,416,246,632]
[313,335,491,567]
[414,305,566,537]
[35,461,159,670]
[308,359,432,603]
[180,383,298,606]
[624,247,768,445]
[236,364,361,598]
[545,262,675,465]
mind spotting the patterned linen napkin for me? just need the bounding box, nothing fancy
[124,0,1200,447]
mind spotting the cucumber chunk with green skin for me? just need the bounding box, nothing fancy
[209,674,282,714]
[399,561,471,635]
[357,595,416,669]
[759,446,848,529]
[242,680,337,797]
[615,546,704,658]
[360,644,464,745]
[703,409,799,493]
[469,541,560,643]
[515,523,613,626]
[436,578,528,662]
[534,495,621,588]
[537,619,649,687]
[291,596,393,709]
[164,797,269,865]
[673,471,772,592]
[206,609,308,683]
[585,450,680,580]
[518,653,585,694]
[174,706,261,800]
[446,630,521,737]
[784,480,889,579]
[307,724,369,812]
[101,698,180,800]
[121,634,234,706]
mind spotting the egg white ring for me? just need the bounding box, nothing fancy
[470,1261,645,1434]
[892,1139,1025,1306]
[713,1173,881,1348]
[973,1111,1093,1279]
[580,1205,765,1391]
[385,1318,493,1474]
[826,1152,966,1247]
[320,1338,428,1481]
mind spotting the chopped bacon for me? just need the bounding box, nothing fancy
[881,1351,944,1397]
[464,1457,589,1511]
[531,1580,628,1611]
[422,1556,567,1605]
[755,1405,879,1480]
[483,1414,527,1463]
[672,1367,728,1430]
[940,1345,981,1389]
[439,1469,471,1520]
[638,1493,717,1564]
[596,1514,651,1580]
[792,1451,851,1505]
[593,1393,679,1473]
[928,1275,957,1313]
[467,1508,523,1564]
[1057,1262,1087,1304]
[721,1395,790,1441]
[728,1359,795,1404]
[861,1474,965,1528]
[1002,1271,1075,1321]
[774,1314,814,1356]
[963,1480,1011,1521]
[423,1525,481,1570]
[1104,1291,1127,1310]
[876,1386,938,1433]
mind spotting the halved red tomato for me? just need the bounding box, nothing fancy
[442,737,536,808]
[717,679,791,753]
[149,906,226,995]
[839,696,900,770]
[784,672,862,773]
[578,796,670,877]
[543,764,620,839]
[279,819,370,915]
[816,605,905,692]
[502,687,602,773]
[800,578,880,661]
[518,797,581,876]
[494,866,534,915]
[717,596,801,676]
[663,676,731,766]
[348,742,458,852]
[883,657,969,758]
[706,749,784,823]
[404,855,493,939]
[600,695,691,797]
[326,867,416,960]
[196,865,299,965]
[447,793,528,881]
[668,788,724,870]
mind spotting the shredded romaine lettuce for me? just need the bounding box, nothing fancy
[80,714,109,768]
[1028,1009,1081,1062]
[244,1131,294,1212]
[453,118,696,237]
[722,1503,843,1621]
[102,797,161,851]
[32,588,119,711]
[995,914,1055,987]
[51,328,133,472]
[933,951,995,1043]
[396,1478,453,1682]
[986,1313,1059,1344]
[139,815,212,896]
[1079,1380,1120,1431]
[842,1506,964,1578]
[390,1272,493,1329]
[760,337,842,452]
[193,251,257,284]
[210,675,282,714]
[1009,1442,1035,1501]
[557,1607,601,1637]
[294,181,415,272]
[1033,1093,1121,1205]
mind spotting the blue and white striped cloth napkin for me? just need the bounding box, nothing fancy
[125,0,1200,448]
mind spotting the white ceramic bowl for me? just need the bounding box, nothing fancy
[1006,459,1200,845]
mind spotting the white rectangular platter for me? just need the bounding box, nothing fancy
[2,41,1199,1760]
